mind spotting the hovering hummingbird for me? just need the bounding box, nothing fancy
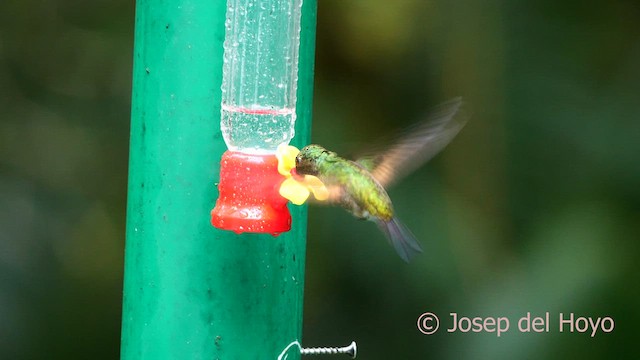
[294,98,467,262]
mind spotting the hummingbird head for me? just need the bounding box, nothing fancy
[295,144,328,176]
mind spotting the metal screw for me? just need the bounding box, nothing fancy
[300,341,357,358]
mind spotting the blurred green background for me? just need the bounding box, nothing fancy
[1,0,639,359]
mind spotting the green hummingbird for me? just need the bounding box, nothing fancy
[294,98,466,262]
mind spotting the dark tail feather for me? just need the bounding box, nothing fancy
[377,217,423,262]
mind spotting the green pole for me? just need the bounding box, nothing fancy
[121,0,317,359]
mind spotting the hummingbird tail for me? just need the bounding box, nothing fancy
[377,217,423,262]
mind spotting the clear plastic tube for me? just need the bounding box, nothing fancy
[220,0,303,154]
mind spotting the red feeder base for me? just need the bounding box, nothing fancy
[211,151,291,235]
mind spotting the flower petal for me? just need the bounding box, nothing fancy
[304,175,329,201]
[276,144,300,176]
[279,177,310,205]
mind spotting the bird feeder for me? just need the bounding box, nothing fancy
[211,0,303,235]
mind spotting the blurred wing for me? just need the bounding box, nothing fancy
[307,178,348,205]
[359,97,467,188]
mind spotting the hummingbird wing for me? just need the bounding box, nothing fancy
[358,97,467,188]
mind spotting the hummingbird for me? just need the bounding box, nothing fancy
[294,98,466,262]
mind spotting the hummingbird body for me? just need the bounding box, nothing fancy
[296,144,394,221]
[294,98,466,262]
[296,144,422,261]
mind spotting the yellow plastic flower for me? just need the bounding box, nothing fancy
[276,144,329,205]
